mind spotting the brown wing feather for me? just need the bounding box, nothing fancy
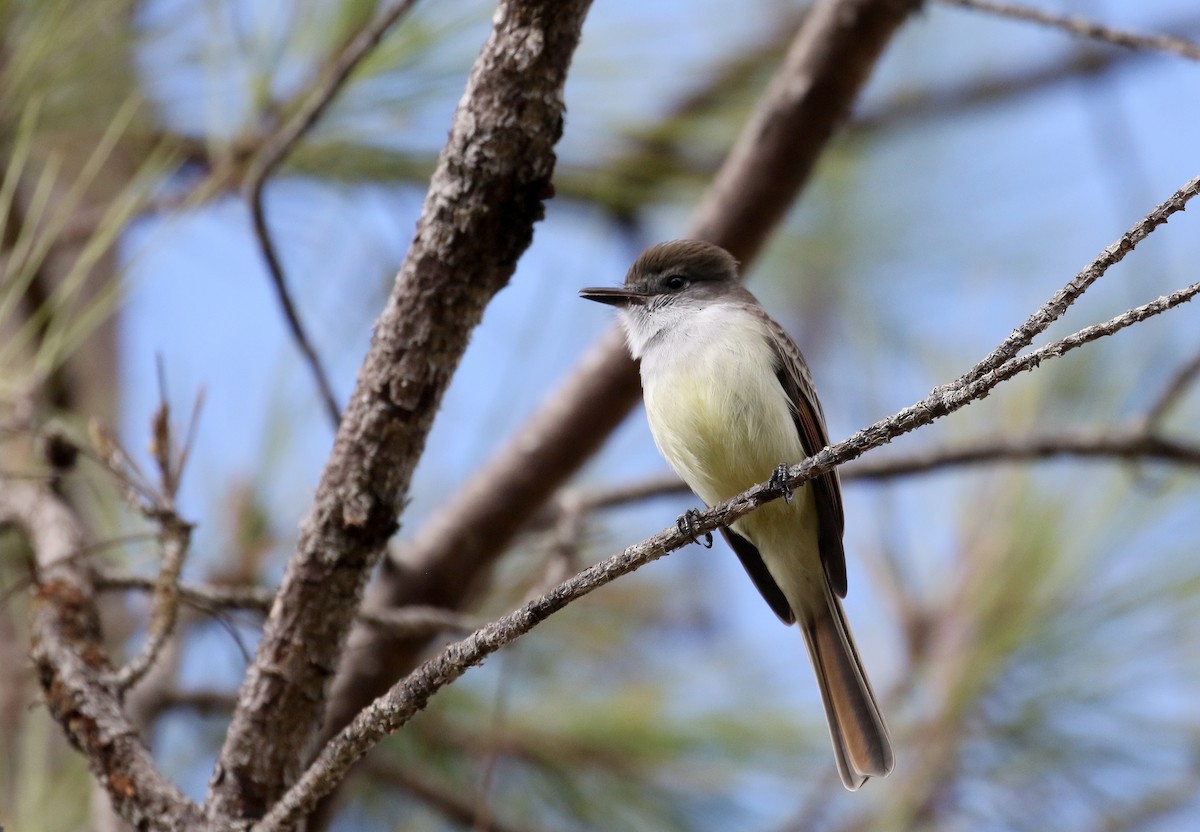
[720,528,795,624]
[760,312,849,598]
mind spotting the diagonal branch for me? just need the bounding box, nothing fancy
[256,237,1200,832]
[1143,345,1200,430]
[937,0,1200,62]
[959,173,1200,386]
[0,476,205,830]
[205,0,595,822]
[244,0,424,429]
[320,0,926,763]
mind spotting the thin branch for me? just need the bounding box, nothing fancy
[244,0,423,429]
[96,571,275,612]
[357,605,483,638]
[937,0,1200,62]
[544,419,1200,509]
[847,427,1200,479]
[0,476,204,829]
[960,172,1200,386]
[363,758,545,832]
[208,1,596,821]
[322,0,927,762]
[539,421,1200,519]
[140,688,240,721]
[1098,765,1200,832]
[245,0,424,190]
[1143,346,1200,429]
[852,40,1147,135]
[88,407,197,694]
[96,570,478,638]
[255,176,1200,832]
[997,279,1200,377]
[108,513,193,692]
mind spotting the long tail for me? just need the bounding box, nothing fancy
[800,581,895,790]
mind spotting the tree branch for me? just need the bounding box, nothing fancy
[0,476,204,830]
[363,758,547,832]
[245,0,423,430]
[540,415,1200,514]
[84,405,199,694]
[847,427,1200,479]
[107,512,191,693]
[1143,345,1200,429]
[320,0,926,766]
[851,35,1183,135]
[961,173,1200,387]
[96,571,274,612]
[937,0,1200,62]
[205,0,595,821]
[255,161,1200,832]
[96,570,478,639]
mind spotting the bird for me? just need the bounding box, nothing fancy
[580,240,893,790]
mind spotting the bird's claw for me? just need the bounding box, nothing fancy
[676,508,713,548]
[769,463,793,504]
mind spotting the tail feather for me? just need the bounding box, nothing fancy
[800,583,894,790]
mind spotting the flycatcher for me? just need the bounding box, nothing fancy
[580,240,893,790]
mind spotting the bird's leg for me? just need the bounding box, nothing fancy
[769,463,793,504]
[676,508,713,548]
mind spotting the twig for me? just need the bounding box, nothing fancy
[543,420,1200,508]
[140,688,240,721]
[254,189,1200,832]
[107,514,193,693]
[244,1,423,429]
[357,605,483,638]
[996,280,1200,378]
[96,571,275,612]
[960,172,1200,386]
[0,532,156,609]
[937,0,1200,62]
[1143,346,1200,429]
[244,0,423,191]
[1098,763,1200,832]
[544,491,585,581]
[363,758,545,832]
[569,474,689,511]
[96,570,476,638]
[847,427,1200,479]
[852,41,1137,134]
[90,402,198,694]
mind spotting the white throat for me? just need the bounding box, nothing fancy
[619,299,762,364]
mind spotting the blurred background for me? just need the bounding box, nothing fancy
[2,0,1200,830]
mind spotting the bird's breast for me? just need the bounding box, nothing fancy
[640,313,805,511]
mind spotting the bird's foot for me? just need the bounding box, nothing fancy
[676,508,713,548]
[769,463,793,504]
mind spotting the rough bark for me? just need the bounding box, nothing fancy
[2,479,205,831]
[204,0,594,822]
[320,0,925,767]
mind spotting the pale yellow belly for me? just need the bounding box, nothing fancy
[642,349,819,566]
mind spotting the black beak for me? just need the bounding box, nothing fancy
[579,286,648,307]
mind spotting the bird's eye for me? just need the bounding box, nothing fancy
[665,275,689,291]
